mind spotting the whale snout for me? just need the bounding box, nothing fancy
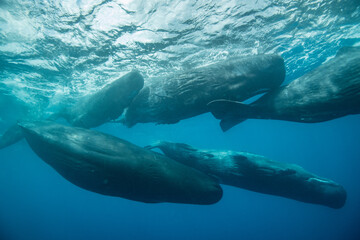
[206,182,223,204]
[325,185,347,209]
[192,177,223,205]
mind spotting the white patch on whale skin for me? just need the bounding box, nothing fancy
[307,177,331,184]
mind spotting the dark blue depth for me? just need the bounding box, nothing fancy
[0,111,359,240]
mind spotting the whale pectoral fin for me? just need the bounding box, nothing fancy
[207,99,236,119]
[207,99,250,119]
[220,118,247,132]
[207,100,251,132]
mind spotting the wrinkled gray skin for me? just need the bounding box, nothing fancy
[63,70,144,128]
[0,71,144,150]
[19,121,222,205]
[209,47,360,131]
[123,55,285,127]
[145,141,346,209]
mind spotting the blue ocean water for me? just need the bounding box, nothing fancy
[1,0,360,240]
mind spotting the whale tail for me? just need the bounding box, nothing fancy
[219,117,247,132]
[207,100,254,132]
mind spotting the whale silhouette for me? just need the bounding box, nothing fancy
[146,141,346,209]
[19,121,223,205]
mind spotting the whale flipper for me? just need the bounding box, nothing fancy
[208,99,252,119]
[219,118,247,132]
[208,100,251,131]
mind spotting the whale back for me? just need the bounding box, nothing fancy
[66,71,144,128]
[123,54,285,126]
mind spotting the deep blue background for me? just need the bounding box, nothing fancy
[1,112,360,240]
[1,0,360,239]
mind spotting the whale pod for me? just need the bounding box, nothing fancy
[209,46,360,131]
[123,54,285,127]
[19,121,222,205]
[146,141,346,209]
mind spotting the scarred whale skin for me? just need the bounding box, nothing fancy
[208,47,360,131]
[63,70,144,128]
[19,121,222,205]
[146,141,346,209]
[123,54,285,127]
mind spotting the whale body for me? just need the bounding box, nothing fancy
[123,55,285,127]
[146,141,346,209]
[63,70,144,128]
[19,122,222,205]
[209,47,360,131]
[0,71,144,150]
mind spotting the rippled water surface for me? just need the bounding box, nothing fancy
[1,1,360,240]
[1,0,359,118]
